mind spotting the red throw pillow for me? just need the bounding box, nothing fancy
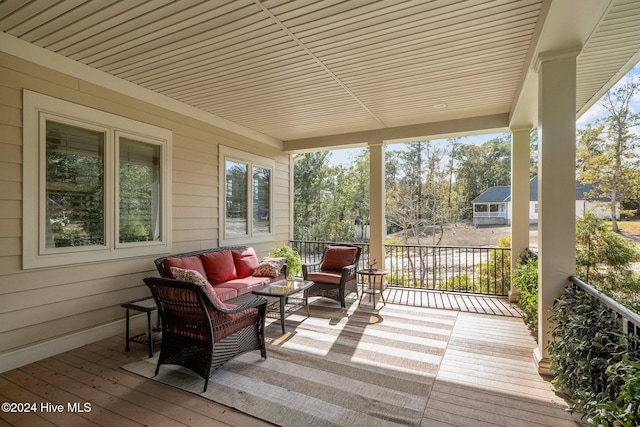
[202,250,237,285]
[320,246,358,271]
[163,256,206,278]
[232,248,259,278]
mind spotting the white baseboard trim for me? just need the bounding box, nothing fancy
[0,313,149,374]
[533,346,553,376]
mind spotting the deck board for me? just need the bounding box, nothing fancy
[425,309,582,427]
[381,288,522,317]
[0,291,581,427]
[0,380,61,427]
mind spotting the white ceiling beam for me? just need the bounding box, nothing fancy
[283,113,510,152]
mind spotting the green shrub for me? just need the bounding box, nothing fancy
[512,249,538,335]
[268,245,302,279]
[445,274,472,291]
[476,235,512,294]
[548,284,640,425]
[590,356,640,426]
[576,212,640,291]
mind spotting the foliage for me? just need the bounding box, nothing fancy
[512,249,538,335]
[119,160,156,242]
[47,145,105,247]
[517,213,639,338]
[268,245,302,279]
[391,271,492,292]
[445,274,499,293]
[386,141,456,245]
[119,214,149,243]
[293,151,370,242]
[577,77,640,231]
[590,356,640,427]
[576,213,640,302]
[529,128,539,176]
[455,135,512,218]
[476,235,512,294]
[293,151,334,240]
[548,284,640,425]
[445,274,472,291]
[549,213,639,422]
[387,234,512,294]
[293,136,515,244]
[47,127,160,246]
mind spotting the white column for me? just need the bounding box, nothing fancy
[368,142,386,272]
[535,48,579,373]
[509,127,531,301]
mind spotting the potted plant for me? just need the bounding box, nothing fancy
[268,245,302,279]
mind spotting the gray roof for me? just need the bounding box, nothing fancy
[472,186,511,203]
[473,176,610,204]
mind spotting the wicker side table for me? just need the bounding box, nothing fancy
[358,269,387,309]
[121,297,161,358]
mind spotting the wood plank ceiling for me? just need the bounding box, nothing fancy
[576,0,640,115]
[1,0,639,144]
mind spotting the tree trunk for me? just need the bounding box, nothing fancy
[611,189,619,232]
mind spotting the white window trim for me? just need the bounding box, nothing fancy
[219,145,274,246]
[23,90,172,269]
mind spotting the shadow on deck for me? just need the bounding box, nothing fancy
[381,287,523,317]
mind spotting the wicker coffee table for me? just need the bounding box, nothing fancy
[252,279,314,334]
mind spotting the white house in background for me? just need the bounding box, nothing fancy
[472,176,617,226]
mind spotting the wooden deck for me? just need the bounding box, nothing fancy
[0,291,582,427]
[385,287,524,317]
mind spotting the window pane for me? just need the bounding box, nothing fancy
[119,138,161,243]
[46,121,105,248]
[226,160,248,236]
[252,166,270,234]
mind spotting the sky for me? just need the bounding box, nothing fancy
[328,62,640,167]
[577,63,640,129]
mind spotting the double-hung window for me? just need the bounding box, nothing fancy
[220,146,274,244]
[23,91,172,268]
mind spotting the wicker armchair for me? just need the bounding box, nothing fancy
[143,277,267,392]
[302,244,362,308]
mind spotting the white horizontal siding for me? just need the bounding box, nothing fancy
[0,52,291,366]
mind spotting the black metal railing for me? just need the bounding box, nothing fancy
[290,240,511,296]
[569,276,640,339]
[385,244,510,295]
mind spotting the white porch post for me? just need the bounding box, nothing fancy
[509,127,531,301]
[369,142,386,271]
[534,49,579,373]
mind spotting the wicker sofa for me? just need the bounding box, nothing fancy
[154,246,287,301]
